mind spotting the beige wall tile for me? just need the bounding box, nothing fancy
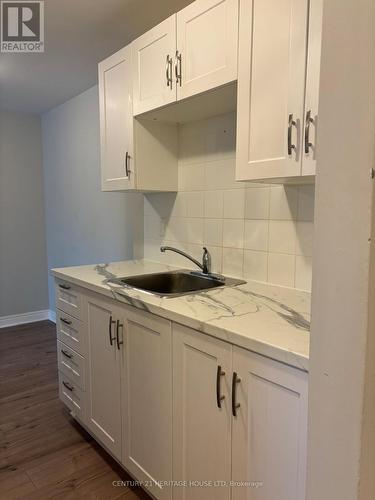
[268,253,296,287]
[244,250,268,282]
[268,220,297,254]
[223,219,244,248]
[245,187,270,219]
[223,248,244,277]
[244,220,269,251]
[269,185,299,220]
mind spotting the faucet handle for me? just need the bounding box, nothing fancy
[202,247,211,274]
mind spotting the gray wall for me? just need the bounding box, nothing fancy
[42,85,143,311]
[0,111,49,316]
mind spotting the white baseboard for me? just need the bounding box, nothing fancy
[48,310,56,323]
[0,309,54,329]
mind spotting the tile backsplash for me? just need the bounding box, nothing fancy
[144,112,314,291]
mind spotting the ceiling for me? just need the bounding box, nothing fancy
[0,0,193,114]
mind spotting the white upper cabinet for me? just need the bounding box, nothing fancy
[236,0,322,183]
[99,45,179,193]
[236,0,309,181]
[176,0,239,100]
[231,347,308,500]
[302,0,323,176]
[132,15,177,116]
[99,45,134,191]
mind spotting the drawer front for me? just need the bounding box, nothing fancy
[56,309,85,356]
[55,280,82,319]
[58,372,86,423]
[57,340,85,390]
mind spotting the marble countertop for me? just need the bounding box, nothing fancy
[51,259,311,371]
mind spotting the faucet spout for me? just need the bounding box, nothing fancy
[160,246,212,275]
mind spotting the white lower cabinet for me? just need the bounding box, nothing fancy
[85,293,122,460]
[172,324,308,500]
[57,282,308,500]
[121,306,173,500]
[172,323,232,500]
[231,346,308,500]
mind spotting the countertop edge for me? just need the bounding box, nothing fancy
[52,269,309,372]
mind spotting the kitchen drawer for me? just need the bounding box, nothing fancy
[58,371,86,423]
[55,280,82,319]
[56,309,85,356]
[57,340,85,390]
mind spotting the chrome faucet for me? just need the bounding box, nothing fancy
[160,246,212,275]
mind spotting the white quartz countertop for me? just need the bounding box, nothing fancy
[51,259,311,371]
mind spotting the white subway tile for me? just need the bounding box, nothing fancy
[223,219,244,248]
[267,253,295,287]
[244,220,269,251]
[186,192,205,218]
[268,220,297,254]
[184,218,204,245]
[178,164,205,191]
[243,250,268,282]
[295,221,314,256]
[223,189,245,219]
[205,159,240,190]
[204,190,224,218]
[171,193,188,218]
[298,185,315,221]
[204,219,223,246]
[295,256,313,290]
[222,248,244,277]
[269,185,298,220]
[245,187,270,219]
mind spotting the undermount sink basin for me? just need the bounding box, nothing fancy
[114,270,245,297]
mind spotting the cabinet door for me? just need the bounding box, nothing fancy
[302,0,323,177]
[236,0,309,181]
[99,45,134,191]
[132,15,176,116]
[86,294,122,460]
[173,324,232,500]
[232,347,308,500]
[122,307,172,500]
[176,0,239,100]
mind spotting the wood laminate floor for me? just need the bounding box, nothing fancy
[0,320,150,500]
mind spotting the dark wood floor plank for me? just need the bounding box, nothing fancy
[0,320,149,500]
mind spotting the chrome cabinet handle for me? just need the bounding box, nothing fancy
[175,50,182,87]
[166,54,173,88]
[125,151,131,177]
[288,113,296,156]
[108,315,116,346]
[61,349,73,359]
[304,110,314,154]
[62,381,74,392]
[216,365,226,409]
[231,372,241,417]
[59,283,71,290]
[116,319,123,350]
[60,317,72,326]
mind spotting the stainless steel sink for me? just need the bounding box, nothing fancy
[114,270,245,297]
